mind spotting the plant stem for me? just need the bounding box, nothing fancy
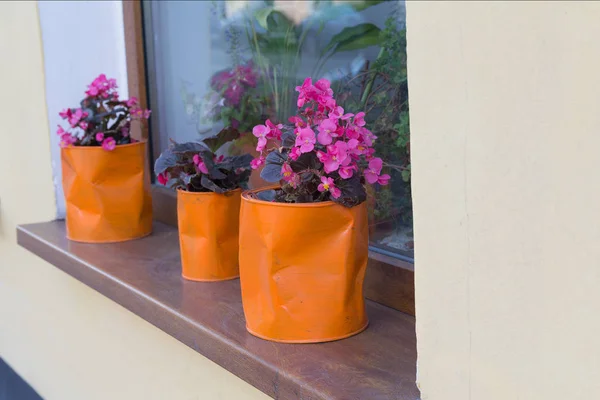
[360,47,386,110]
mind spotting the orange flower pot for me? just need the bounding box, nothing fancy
[61,141,152,243]
[238,188,369,343]
[177,189,241,281]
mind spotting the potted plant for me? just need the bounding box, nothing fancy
[154,127,253,281]
[239,77,390,343]
[57,74,152,243]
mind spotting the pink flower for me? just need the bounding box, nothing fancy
[68,108,88,128]
[192,154,209,174]
[295,127,316,153]
[95,132,104,142]
[339,164,356,179]
[347,138,368,156]
[377,173,391,185]
[317,119,337,145]
[59,133,76,148]
[317,176,341,199]
[364,157,386,184]
[265,119,283,140]
[157,171,169,185]
[281,163,296,184]
[345,126,360,140]
[79,121,89,130]
[288,115,306,128]
[329,106,353,121]
[59,109,72,119]
[214,154,225,163]
[126,97,138,107]
[250,154,265,170]
[102,137,116,151]
[288,146,301,161]
[252,124,270,152]
[317,141,348,173]
[354,112,366,127]
[224,83,243,106]
[56,125,66,136]
[295,77,313,108]
[359,127,376,146]
[121,127,130,137]
[315,78,333,97]
[143,109,152,119]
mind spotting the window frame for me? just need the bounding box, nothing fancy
[123,0,415,315]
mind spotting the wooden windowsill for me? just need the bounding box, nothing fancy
[17,221,419,400]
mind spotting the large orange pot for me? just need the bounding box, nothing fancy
[177,189,241,281]
[239,188,369,343]
[61,141,152,243]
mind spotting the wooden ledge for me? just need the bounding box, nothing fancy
[17,221,419,400]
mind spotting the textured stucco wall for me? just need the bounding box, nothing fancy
[408,2,600,399]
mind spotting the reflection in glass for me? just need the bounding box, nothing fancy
[144,0,413,259]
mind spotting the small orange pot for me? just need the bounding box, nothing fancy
[177,189,241,281]
[238,188,369,343]
[61,141,152,243]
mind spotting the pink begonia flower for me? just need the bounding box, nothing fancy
[288,116,306,128]
[359,127,377,146]
[329,106,353,121]
[377,173,391,185]
[315,78,333,97]
[143,109,152,119]
[192,154,209,174]
[265,119,283,140]
[112,91,119,100]
[345,126,360,140]
[347,138,368,156]
[157,172,169,185]
[317,118,337,145]
[295,77,313,107]
[59,108,72,119]
[214,154,225,163]
[252,124,270,152]
[339,164,356,179]
[121,127,129,137]
[295,127,316,153]
[102,137,116,151]
[56,125,66,136]
[95,132,104,142]
[288,146,301,161]
[364,157,387,184]
[59,133,76,148]
[281,163,296,183]
[317,176,341,199]
[68,108,88,128]
[354,112,366,127]
[79,121,89,130]
[126,97,138,107]
[250,154,265,170]
[317,141,348,173]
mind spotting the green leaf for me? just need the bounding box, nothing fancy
[203,127,241,153]
[254,7,293,32]
[401,167,411,183]
[349,0,388,12]
[323,23,382,56]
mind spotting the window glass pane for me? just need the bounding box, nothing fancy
[143,0,413,260]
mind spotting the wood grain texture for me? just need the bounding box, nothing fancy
[17,221,419,400]
[122,0,148,141]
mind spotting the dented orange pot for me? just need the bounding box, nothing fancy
[177,189,241,281]
[61,141,152,243]
[239,187,369,343]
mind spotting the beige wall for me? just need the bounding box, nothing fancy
[408,2,600,399]
[0,3,268,399]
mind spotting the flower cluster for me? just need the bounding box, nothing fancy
[155,127,253,193]
[211,61,258,107]
[251,77,389,207]
[57,74,151,150]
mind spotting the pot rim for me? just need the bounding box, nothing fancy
[177,187,242,196]
[60,140,147,151]
[242,186,365,209]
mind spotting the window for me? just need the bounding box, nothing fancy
[142,0,413,261]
